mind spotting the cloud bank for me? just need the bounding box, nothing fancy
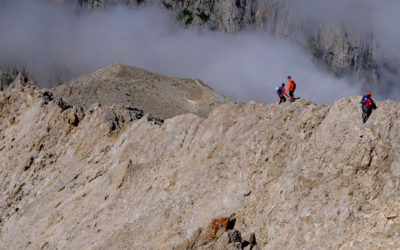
[0,0,362,104]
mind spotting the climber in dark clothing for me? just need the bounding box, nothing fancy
[276,83,289,104]
[360,92,377,123]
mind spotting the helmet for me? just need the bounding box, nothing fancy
[282,83,285,86]
[367,92,371,96]
[288,76,291,79]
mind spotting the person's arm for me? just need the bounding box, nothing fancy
[283,88,289,97]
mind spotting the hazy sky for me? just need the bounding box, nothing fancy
[2,0,391,104]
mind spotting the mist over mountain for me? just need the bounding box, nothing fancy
[57,0,400,87]
[1,0,399,101]
[0,0,371,104]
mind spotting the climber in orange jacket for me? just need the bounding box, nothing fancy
[276,83,289,104]
[287,76,296,102]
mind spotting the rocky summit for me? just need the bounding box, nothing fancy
[52,64,232,120]
[0,69,400,249]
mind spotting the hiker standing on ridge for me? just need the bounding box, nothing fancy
[360,92,377,123]
[287,76,296,102]
[276,83,289,104]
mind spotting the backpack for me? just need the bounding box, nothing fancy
[276,86,282,95]
[361,95,368,105]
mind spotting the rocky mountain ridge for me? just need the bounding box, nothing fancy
[52,63,232,119]
[1,75,400,249]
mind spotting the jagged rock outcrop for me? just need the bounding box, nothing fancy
[52,63,232,119]
[1,81,400,249]
[0,66,31,91]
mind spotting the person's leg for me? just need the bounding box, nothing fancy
[366,108,372,121]
[289,91,294,102]
[362,106,366,123]
[363,107,372,123]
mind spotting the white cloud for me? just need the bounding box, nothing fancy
[0,0,364,104]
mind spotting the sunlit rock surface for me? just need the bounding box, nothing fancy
[52,64,231,119]
[1,77,400,249]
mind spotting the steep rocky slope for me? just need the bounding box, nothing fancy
[52,64,232,119]
[1,81,400,249]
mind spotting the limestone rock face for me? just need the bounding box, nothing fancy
[1,83,400,249]
[52,63,232,119]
